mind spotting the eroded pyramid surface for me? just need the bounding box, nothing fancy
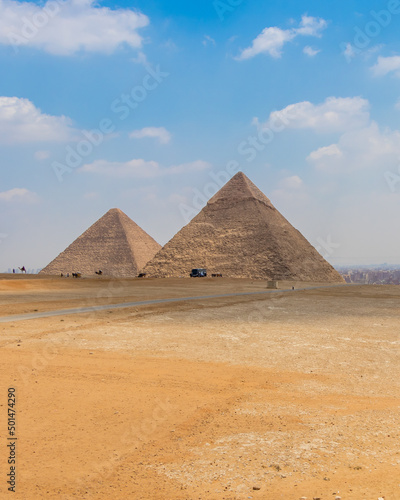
[40,208,161,277]
[143,172,343,281]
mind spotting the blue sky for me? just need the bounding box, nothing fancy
[1,0,400,271]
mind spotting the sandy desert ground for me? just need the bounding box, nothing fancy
[0,275,399,499]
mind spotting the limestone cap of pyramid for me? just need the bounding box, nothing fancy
[208,171,275,208]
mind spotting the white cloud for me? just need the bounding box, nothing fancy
[236,15,327,60]
[168,193,188,205]
[342,43,356,62]
[364,44,384,58]
[79,159,160,178]
[129,127,171,144]
[83,191,99,200]
[34,150,51,160]
[256,94,400,180]
[279,175,303,190]
[342,43,384,63]
[295,15,327,37]
[131,51,148,66]
[78,159,211,178]
[303,46,320,57]
[0,0,149,56]
[166,160,211,174]
[308,144,342,163]
[236,27,295,60]
[307,122,400,172]
[371,55,400,77]
[161,39,178,52]
[258,96,370,134]
[0,96,76,143]
[202,35,216,47]
[0,188,38,202]
[271,176,309,210]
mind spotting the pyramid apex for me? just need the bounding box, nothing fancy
[208,171,274,208]
[232,171,247,179]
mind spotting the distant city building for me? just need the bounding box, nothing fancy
[338,267,400,285]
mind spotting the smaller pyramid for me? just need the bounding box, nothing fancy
[40,209,161,277]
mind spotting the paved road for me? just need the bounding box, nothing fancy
[0,284,351,323]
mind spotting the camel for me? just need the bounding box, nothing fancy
[18,266,26,274]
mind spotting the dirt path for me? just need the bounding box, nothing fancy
[0,283,349,323]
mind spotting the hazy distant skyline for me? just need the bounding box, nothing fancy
[1,0,400,270]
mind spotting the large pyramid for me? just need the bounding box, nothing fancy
[143,172,343,281]
[40,208,161,277]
